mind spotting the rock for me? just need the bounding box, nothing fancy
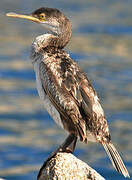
[38,152,105,180]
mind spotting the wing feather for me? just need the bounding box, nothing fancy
[39,60,87,141]
[39,54,106,142]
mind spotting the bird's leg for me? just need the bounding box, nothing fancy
[59,133,77,153]
[37,134,77,179]
[49,134,77,159]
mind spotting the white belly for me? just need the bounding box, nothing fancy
[34,61,63,128]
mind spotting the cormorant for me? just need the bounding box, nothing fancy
[6,7,129,178]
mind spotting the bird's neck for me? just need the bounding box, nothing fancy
[31,32,71,64]
[30,33,64,64]
[30,18,72,63]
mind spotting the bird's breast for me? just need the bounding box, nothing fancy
[33,60,63,128]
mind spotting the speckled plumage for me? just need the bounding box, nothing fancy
[31,38,110,143]
[8,7,129,178]
[29,7,130,178]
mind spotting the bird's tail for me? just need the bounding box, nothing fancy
[103,142,130,178]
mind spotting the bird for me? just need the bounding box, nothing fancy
[6,7,130,178]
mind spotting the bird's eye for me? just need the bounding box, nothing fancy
[39,13,45,21]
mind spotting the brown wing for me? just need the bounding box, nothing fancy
[39,59,87,141]
[63,67,94,118]
[39,54,109,143]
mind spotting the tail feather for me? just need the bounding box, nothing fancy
[103,142,130,178]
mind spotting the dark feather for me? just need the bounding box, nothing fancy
[39,57,87,141]
[38,48,111,143]
[103,142,130,178]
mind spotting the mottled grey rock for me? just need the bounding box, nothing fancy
[38,152,105,180]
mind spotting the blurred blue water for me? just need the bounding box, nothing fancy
[0,0,132,179]
[0,69,35,80]
[78,24,132,35]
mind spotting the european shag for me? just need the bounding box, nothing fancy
[6,7,129,178]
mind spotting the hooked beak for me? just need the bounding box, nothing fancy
[6,12,41,23]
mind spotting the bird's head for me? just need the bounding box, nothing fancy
[6,7,72,37]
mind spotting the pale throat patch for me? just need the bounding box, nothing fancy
[41,20,61,35]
